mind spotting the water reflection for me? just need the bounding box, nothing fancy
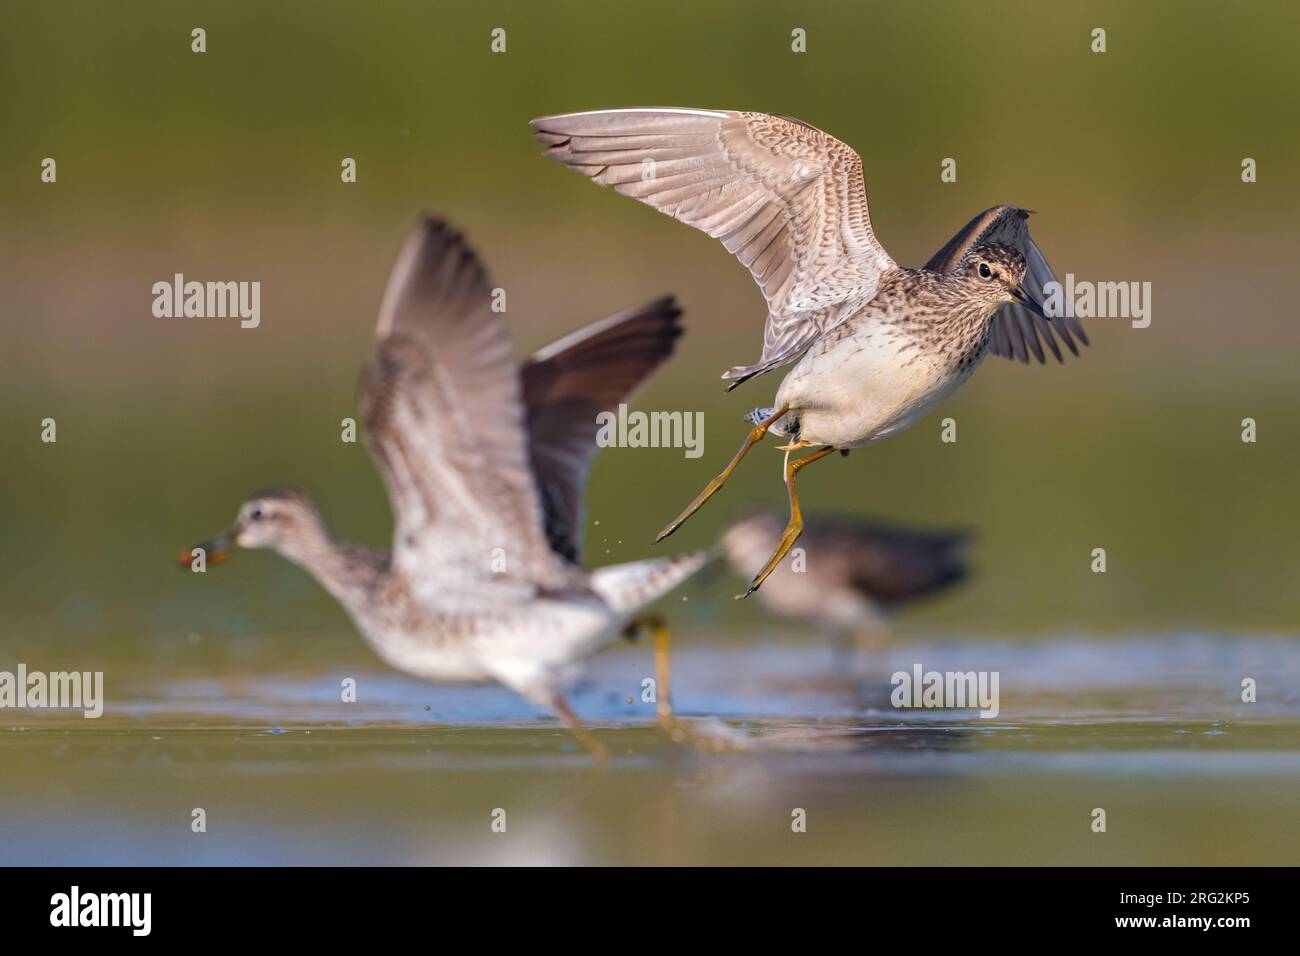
[1,634,1298,864]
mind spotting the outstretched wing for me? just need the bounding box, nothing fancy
[520,296,684,564]
[360,217,572,588]
[532,108,896,383]
[925,206,1088,364]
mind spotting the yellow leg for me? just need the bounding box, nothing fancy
[625,615,676,731]
[653,620,672,727]
[738,445,834,599]
[550,694,608,763]
[656,407,789,543]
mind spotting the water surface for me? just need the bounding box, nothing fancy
[3,634,1296,865]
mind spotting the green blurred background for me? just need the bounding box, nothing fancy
[3,0,1299,669]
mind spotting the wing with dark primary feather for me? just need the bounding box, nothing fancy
[359,217,574,589]
[801,517,970,605]
[926,205,1088,364]
[520,296,684,563]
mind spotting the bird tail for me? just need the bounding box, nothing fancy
[590,549,715,615]
[929,531,973,592]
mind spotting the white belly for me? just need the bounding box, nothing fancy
[355,595,621,687]
[776,328,978,448]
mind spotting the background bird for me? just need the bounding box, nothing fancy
[182,216,708,758]
[722,512,969,655]
[532,107,1087,596]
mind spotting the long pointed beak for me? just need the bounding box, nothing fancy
[1010,285,1046,318]
[177,532,236,569]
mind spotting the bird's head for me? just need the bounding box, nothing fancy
[178,489,325,567]
[720,512,783,575]
[961,243,1043,315]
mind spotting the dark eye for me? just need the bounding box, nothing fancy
[978,263,992,279]
[250,508,264,521]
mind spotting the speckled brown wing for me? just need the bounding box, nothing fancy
[925,205,1088,364]
[520,295,684,564]
[360,217,573,588]
[532,108,897,385]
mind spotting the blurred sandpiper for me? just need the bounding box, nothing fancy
[533,107,1087,596]
[182,217,708,759]
[722,512,968,652]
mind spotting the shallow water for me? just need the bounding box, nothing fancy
[2,634,1297,865]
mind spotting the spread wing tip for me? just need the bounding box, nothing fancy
[376,215,493,340]
[643,295,685,335]
[408,213,464,249]
[399,214,475,269]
